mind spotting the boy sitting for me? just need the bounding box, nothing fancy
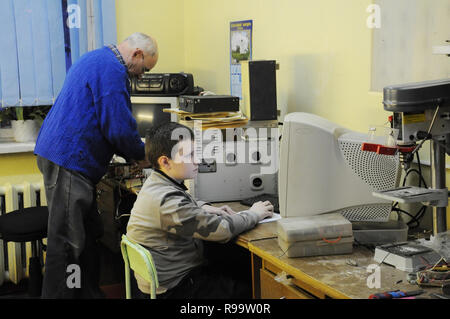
[126,122,273,298]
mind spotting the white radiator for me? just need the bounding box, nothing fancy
[0,177,46,286]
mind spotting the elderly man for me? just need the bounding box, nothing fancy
[34,32,158,299]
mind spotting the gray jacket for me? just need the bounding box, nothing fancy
[126,169,260,293]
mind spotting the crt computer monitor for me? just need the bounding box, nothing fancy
[278,112,401,222]
[130,96,177,138]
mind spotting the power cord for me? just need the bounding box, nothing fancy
[391,151,429,228]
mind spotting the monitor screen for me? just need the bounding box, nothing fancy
[131,103,171,137]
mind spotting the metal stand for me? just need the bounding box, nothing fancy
[431,139,448,234]
[373,139,448,235]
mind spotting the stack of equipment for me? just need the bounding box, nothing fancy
[277,213,353,258]
[179,95,239,113]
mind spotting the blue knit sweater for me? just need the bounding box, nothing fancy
[34,46,145,183]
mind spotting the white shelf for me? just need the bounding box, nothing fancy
[0,141,36,154]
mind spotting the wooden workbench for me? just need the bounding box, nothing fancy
[214,202,442,299]
[249,238,443,299]
[212,201,278,248]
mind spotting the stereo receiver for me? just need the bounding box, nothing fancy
[131,72,194,96]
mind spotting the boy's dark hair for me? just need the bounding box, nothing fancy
[145,122,194,169]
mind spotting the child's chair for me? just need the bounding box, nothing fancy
[120,234,159,299]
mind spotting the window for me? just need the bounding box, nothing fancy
[0,0,117,108]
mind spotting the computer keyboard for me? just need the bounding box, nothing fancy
[240,193,279,213]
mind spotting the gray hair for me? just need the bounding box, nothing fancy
[124,32,158,57]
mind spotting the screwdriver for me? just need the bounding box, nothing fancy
[369,290,424,299]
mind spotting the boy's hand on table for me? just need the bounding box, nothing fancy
[202,205,236,216]
[249,201,274,221]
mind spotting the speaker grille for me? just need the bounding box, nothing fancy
[339,140,399,191]
[337,204,392,222]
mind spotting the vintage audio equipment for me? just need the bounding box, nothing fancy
[190,138,279,202]
[241,60,278,121]
[131,72,194,96]
[179,95,240,113]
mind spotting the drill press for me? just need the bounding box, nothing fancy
[372,78,450,235]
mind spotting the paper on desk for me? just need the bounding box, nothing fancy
[259,214,282,224]
[163,108,249,129]
[237,211,281,224]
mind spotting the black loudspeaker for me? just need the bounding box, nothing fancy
[241,60,277,121]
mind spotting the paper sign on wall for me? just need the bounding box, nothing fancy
[230,20,252,99]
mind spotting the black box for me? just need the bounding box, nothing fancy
[131,72,194,96]
[241,60,277,121]
[179,95,240,113]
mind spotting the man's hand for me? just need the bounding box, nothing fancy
[249,201,274,221]
[202,205,236,216]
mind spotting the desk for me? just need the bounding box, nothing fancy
[98,182,442,299]
[212,202,278,249]
[237,227,442,299]
[216,202,442,299]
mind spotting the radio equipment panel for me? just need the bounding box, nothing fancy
[131,72,194,96]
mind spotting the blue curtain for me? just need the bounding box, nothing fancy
[66,0,117,71]
[0,0,117,108]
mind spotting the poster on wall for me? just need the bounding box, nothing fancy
[230,20,252,99]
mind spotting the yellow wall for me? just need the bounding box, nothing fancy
[115,0,385,131]
[115,0,185,74]
[0,153,39,177]
[182,0,385,132]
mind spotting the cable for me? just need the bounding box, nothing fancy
[412,206,428,226]
[410,105,440,157]
[416,151,423,187]
[391,151,430,228]
[391,203,427,229]
[392,207,416,222]
[392,206,424,228]
[402,169,428,189]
